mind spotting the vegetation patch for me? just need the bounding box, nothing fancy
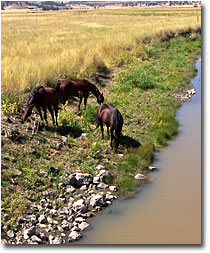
[1,8,201,231]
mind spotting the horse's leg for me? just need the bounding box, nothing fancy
[100,123,104,139]
[106,125,110,138]
[43,108,48,125]
[110,127,114,148]
[78,94,83,111]
[48,107,55,125]
[84,93,89,110]
[54,106,58,126]
[36,106,43,121]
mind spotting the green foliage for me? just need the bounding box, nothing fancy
[118,63,156,92]
[1,98,19,115]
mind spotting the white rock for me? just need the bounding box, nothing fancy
[95,165,104,170]
[31,235,42,244]
[38,214,46,223]
[73,199,88,213]
[68,231,82,241]
[75,217,85,223]
[134,173,145,180]
[93,176,101,184]
[149,166,157,171]
[7,230,15,239]
[23,226,36,240]
[97,170,111,178]
[51,236,64,244]
[109,185,118,192]
[97,182,109,189]
[90,194,106,207]
[74,173,93,187]
[80,185,88,191]
[78,221,90,231]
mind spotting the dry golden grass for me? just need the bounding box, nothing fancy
[1,7,201,98]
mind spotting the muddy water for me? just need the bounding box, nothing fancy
[75,59,201,244]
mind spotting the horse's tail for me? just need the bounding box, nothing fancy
[54,81,61,94]
[111,108,123,135]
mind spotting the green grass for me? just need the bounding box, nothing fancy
[1,33,201,228]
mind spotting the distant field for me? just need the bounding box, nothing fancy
[1,7,201,105]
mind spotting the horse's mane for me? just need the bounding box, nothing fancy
[34,86,44,93]
[29,86,44,105]
[54,81,61,93]
[85,80,101,96]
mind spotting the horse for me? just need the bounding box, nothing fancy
[55,79,104,110]
[96,103,123,152]
[23,86,59,125]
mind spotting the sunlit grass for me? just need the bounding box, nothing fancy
[1,7,201,103]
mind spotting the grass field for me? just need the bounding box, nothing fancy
[1,7,201,108]
[1,7,201,231]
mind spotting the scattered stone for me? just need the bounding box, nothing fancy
[188,88,196,95]
[74,173,93,188]
[80,133,87,140]
[134,173,145,180]
[149,166,157,171]
[97,169,111,178]
[109,185,118,192]
[23,226,36,240]
[68,175,76,186]
[31,235,42,244]
[66,185,75,193]
[93,176,102,184]
[78,221,90,231]
[7,230,15,239]
[95,164,104,170]
[93,151,104,159]
[52,140,62,149]
[90,194,106,207]
[40,170,48,178]
[68,231,82,241]
[73,199,88,213]
[97,182,109,189]
[80,185,88,191]
[51,236,64,244]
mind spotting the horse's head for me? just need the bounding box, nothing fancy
[97,92,104,104]
[23,102,34,122]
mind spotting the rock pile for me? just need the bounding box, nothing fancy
[2,169,118,244]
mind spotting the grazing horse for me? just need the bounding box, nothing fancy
[55,79,104,110]
[23,86,59,125]
[96,103,123,152]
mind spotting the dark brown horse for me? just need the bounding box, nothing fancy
[23,86,59,125]
[55,79,104,110]
[96,103,123,152]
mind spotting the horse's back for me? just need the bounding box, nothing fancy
[98,103,115,113]
[37,87,58,107]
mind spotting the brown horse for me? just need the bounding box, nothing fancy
[55,79,104,110]
[96,103,123,152]
[23,86,59,125]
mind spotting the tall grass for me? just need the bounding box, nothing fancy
[1,7,201,105]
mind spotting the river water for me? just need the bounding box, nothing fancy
[75,59,201,245]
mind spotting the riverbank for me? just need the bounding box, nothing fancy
[73,58,201,244]
[1,32,201,244]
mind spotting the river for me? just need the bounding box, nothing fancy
[74,59,201,245]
